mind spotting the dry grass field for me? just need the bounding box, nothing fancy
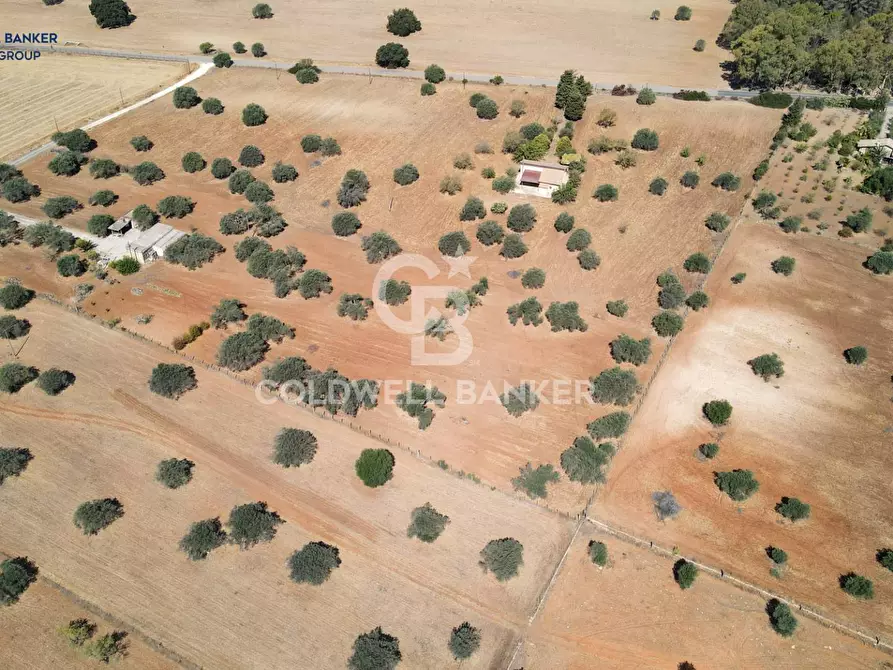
[5,69,779,513]
[598,221,893,640]
[0,53,188,161]
[520,523,893,669]
[0,300,575,669]
[8,0,731,86]
[0,578,179,670]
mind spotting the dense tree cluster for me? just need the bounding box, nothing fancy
[555,69,592,121]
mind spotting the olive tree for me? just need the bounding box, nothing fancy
[479,538,523,581]
[387,7,421,36]
[36,368,75,395]
[348,628,401,670]
[273,428,318,467]
[148,363,197,399]
[355,448,395,487]
[156,458,194,489]
[179,518,227,560]
[0,447,33,486]
[73,498,124,535]
[407,502,450,542]
[227,501,283,549]
[449,622,481,661]
[375,42,410,68]
[0,363,39,394]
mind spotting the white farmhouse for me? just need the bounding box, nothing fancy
[513,160,569,198]
[129,224,186,263]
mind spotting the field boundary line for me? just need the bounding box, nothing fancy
[0,549,203,669]
[583,516,893,654]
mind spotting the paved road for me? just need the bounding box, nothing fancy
[7,43,760,97]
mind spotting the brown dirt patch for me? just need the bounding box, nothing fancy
[3,69,780,512]
[0,300,574,669]
[598,221,893,639]
[520,522,892,668]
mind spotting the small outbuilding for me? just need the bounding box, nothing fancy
[857,139,893,162]
[108,214,132,236]
[129,223,186,263]
[514,160,569,198]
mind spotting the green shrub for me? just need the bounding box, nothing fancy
[699,442,719,459]
[652,310,684,336]
[566,228,591,252]
[674,559,698,589]
[202,97,224,114]
[637,87,656,105]
[35,368,74,396]
[49,150,88,177]
[227,501,282,548]
[476,97,498,119]
[561,436,614,483]
[245,180,274,204]
[594,184,618,201]
[59,618,96,647]
[379,279,411,305]
[331,211,362,237]
[393,163,419,186]
[148,363,197,399]
[459,196,486,221]
[877,549,893,572]
[337,293,373,320]
[179,518,226,560]
[500,383,540,417]
[686,291,708,310]
[448,622,480,661]
[590,367,639,406]
[212,52,233,68]
[680,171,700,188]
[438,231,471,257]
[131,161,164,185]
[491,202,507,214]
[299,269,334,299]
[396,382,445,429]
[554,212,574,233]
[0,284,34,310]
[228,169,255,194]
[776,496,810,521]
[610,334,651,366]
[338,169,370,208]
[771,256,796,276]
[52,129,94,152]
[172,86,200,109]
[241,103,267,126]
[56,254,85,277]
[0,557,38,606]
[480,538,523,581]
[749,353,784,380]
[703,399,732,425]
[217,331,269,371]
[250,42,265,57]
[238,144,265,167]
[753,160,769,181]
[376,42,410,68]
[631,128,659,151]
[694,38,706,51]
[43,196,80,219]
[505,204,535,233]
[606,300,628,317]
[520,267,545,289]
[683,252,711,273]
[577,249,600,270]
[545,301,587,332]
[181,151,205,173]
[155,458,193,489]
[322,138,342,156]
[0,447,33,485]
[73,498,123,535]
[587,411,630,440]
[492,174,514,194]
[705,212,730,232]
[406,502,450,543]
[715,469,758,500]
[273,428,317,467]
[768,546,788,564]
[866,251,893,275]
[88,189,117,207]
[210,158,234,179]
[355,448,395,487]
[840,573,874,600]
[512,463,559,499]
[130,135,152,152]
[362,231,401,263]
[649,177,668,195]
[767,599,798,637]
[750,92,793,109]
[500,233,528,259]
[506,297,543,326]
[589,540,608,566]
[87,158,118,179]
[424,64,445,83]
[476,220,504,246]
[349,628,401,670]
[157,195,194,218]
[712,172,741,191]
[0,315,30,340]
[288,542,341,585]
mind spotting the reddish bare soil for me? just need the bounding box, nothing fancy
[0,300,574,669]
[599,221,893,640]
[7,0,732,86]
[4,70,779,512]
[520,523,893,669]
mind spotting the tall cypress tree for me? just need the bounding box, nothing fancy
[563,88,585,121]
[555,70,576,109]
